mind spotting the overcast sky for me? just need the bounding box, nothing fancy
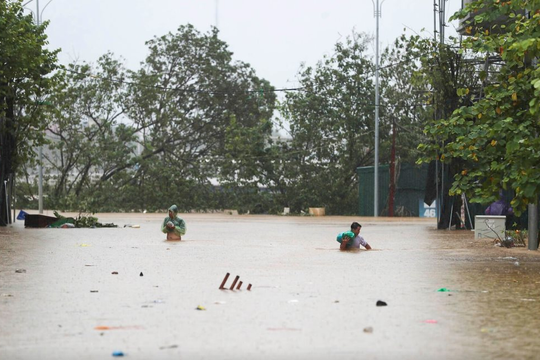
[29,0,461,88]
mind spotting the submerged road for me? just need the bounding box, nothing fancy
[1,213,540,360]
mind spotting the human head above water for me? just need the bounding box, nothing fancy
[351,222,362,235]
[168,205,178,217]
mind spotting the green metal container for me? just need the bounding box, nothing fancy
[357,163,428,217]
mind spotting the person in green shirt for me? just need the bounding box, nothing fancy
[161,205,186,240]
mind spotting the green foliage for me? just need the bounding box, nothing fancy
[0,0,59,225]
[279,32,376,214]
[44,53,135,206]
[11,22,445,216]
[0,1,59,163]
[379,34,436,164]
[29,25,277,213]
[421,0,540,215]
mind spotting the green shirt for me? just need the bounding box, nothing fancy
[161,216,186,237]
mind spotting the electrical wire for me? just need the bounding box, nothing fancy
[64,68,305,94]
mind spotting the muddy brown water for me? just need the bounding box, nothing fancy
[1,212,540,360]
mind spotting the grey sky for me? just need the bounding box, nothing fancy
[32,0,461,88]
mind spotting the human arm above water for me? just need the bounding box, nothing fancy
[174,219,186,237]
[356,235,372,250]
[161,217,186,236]
[340,237,350,251]
[161,218,171,234]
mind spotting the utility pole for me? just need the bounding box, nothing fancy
[36,0,44,214]
[371,0,385,217]
[24,0,53,214]
[388,118,396,217]
[529,203,538,250]
[433,0,446,228]
[527,17,538,249]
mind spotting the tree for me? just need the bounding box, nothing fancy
[419,0,540,215]
[0,0,59,225]
[397,33,483,228]
[40,53,137,211]
[126,25,276,212]
[378,34,437,216]
[380,34,434,165]
[217,115,279,214]
[280,32,379,214]
[31,25,276,212]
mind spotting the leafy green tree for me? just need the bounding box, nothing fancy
[396,33,482,227]
[32,25,276,212]
[280,32,378,214]
[217,115,280,213]
[0,0,59,224]
[419,0,540,215]
[126,25,276,211]
[380,34,434,165]
[377,34,438,216]
[42,53,137,211]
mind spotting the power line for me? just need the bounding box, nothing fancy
[62,56,423,96]
[63,68,306,94]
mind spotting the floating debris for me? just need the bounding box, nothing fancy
[159,345,178,350]
[437,288,453,292]
[51,211,117,228]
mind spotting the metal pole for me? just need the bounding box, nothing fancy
[463,193,473,230]
[11,175,15,223]
[433,0,437,41]
[436,158,440,224]
[388,118,396,217]
[4,181,9,223]
[439,0,446,43]
[528,203,538,250]
[23,0,52,214]
[34,0,44,214]
[448,199,453,230]
[372,0,382,217]
[524,9,538,251]
[38,149,43,213]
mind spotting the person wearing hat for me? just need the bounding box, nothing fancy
[161,205,186,240]
[337,222,371,251]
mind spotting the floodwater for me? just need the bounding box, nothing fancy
[1,212,540,360]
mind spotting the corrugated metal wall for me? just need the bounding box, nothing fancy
[357,163,428,217]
